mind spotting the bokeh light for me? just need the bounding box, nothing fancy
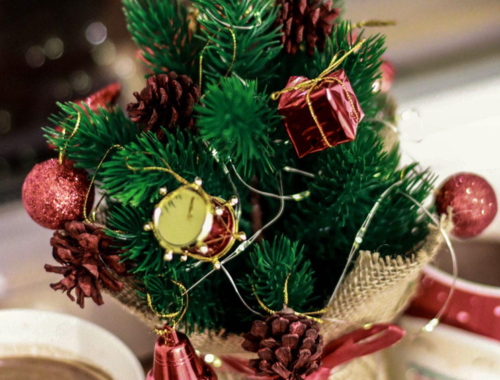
[91,40,117,66]
[70,71,92,95]
[85,22,108,45]
[44,37,64,60]
[0,110,12,134]
[114,56,136,79]
[25,46,45,68]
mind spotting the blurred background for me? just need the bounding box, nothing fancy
[1,0,500,367]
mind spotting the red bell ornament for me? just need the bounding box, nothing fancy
[147,326,217,380]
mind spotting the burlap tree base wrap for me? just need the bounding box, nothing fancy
[109,220,447,380]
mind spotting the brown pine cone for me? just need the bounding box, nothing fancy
[275,0,340,56]
[127,72,200,142]
[45,221,127,308]
[242,313,323,380]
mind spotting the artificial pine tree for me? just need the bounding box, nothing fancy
[36,0,438,378]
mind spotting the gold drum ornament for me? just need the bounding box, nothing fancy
[144,178,246,269]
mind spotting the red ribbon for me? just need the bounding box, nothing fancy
[222,323,405,380]
[307,323,405,380]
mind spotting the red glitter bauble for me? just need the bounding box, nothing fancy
[22,159,95,229]
[436,173,497,238]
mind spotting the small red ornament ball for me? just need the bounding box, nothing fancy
[22,159,94,229]
[436,173,497,238]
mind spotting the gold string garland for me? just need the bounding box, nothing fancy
[147,278,190,333]
[199,27,237,93]
[253,273,329,323]
[125,152,191,187]
[59,112,82,165]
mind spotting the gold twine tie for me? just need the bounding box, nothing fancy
[253,273,329,323]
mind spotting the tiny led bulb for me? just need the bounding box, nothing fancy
[238,231,247,241]
[163,251,173,261]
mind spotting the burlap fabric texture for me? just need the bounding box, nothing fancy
[110,220,447,380]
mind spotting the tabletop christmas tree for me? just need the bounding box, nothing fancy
[22,0,498,379]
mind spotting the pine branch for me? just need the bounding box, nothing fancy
[290,121,435,258]
[106,201,165,274]
[239,236,316,312]
[310,21,386,119]
[100,131,231,207]
[139,261,223,334]
[193,0,282,85]
[123,0,203,78]
[196,78,280,178]
[44,103,138,170]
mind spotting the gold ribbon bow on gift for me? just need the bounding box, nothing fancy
[271,40,365,148]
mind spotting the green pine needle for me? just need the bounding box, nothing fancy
[193,0,282,85]
[239,236,316,312]
[196,78,279,178]
[311,21,386,119]
[100,131,230,207]
[123,0,204,78]
[139,261,223,334]
[106,201,165,274]
[44,103,138,170]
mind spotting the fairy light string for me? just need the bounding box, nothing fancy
[325,178,458,337]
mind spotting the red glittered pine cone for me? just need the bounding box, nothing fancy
[127,72,200,143]
[275,0,340,56]
[242,313,323,380]
[44,221,127,308]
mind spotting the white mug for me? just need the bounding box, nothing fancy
[0,309,143,380]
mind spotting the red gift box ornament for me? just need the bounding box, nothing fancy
[272,40,365,158]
